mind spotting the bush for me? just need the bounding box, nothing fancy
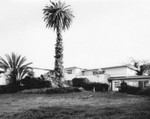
[84,82,109,91]
[137,86,150,96]
[19,87,82,94]
[20,76,51,89]
[119,85,141,94]
[72,78,90,87]
[0,83,22,94]
[46,87,82,94]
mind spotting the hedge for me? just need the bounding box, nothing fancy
[72,78,90,87]
[46,87,82,94]
[72,78,109,91]
[119,85,141,94]
[0,84,22,94]
[137,86,150,96]
[20,76,51,89]
[83,82,109,91]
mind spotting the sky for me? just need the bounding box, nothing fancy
[0,0,150,76]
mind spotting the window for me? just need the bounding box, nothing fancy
[67,70,72,74]
[114,81,120,88]
[139,80,149,88]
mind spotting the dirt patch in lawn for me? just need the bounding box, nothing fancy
[0,91,150,119]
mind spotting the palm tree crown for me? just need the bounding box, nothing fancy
[0,53,32,84]
[43,0,74,31]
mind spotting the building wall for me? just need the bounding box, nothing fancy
[126,68,136,76]
[64,73,76,81]
[111,78,150,91]
[64,68,109,84]
[77,74,109,84]
[65,68,82,75]
[0,74,7,85]
[83,70,94,75]
[64,68,83,81]
[104,67,131,77]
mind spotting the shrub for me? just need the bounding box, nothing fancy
[0,83,22,94]
[119,85,141,94]
[137,86,150,96]
[20,76,51,89]
[72,78,90,87]
[19,87,81,94]
[84,83,109,91]
[46,87,82,94]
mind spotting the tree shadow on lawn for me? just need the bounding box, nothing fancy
[2,103,150,119]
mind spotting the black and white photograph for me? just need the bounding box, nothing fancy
[0,0,150,118]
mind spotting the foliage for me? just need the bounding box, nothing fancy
[43,1,74,31]
[72,78,109,91]
[0,53,32,84]
[130,59,150,75]
[46,87,81,94]
[43,1,74,85]
[20,76,51,89]
[0,76,51,94]
[19,87,81,94]
[0,82,22,94]
[119,85,141,94]
[84,82,109,91]
[138,86,150,96]
[72,78,90,87]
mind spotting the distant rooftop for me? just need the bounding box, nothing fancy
[109,75,150,81]
[101,65,128,70]
[65,67,83,70]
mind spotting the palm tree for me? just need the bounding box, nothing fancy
[0,53,32,84]
[43,1,74,86]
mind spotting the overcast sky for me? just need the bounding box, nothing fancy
[1,0,150,75]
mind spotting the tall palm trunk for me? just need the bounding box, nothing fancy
[54,26,64,85]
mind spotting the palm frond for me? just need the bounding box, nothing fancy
[16,55,21,69]
[0,56,9,70]
[17,56,27,69]
[5,54,13,68]
[0,53,32,81]
[43,0,74,31]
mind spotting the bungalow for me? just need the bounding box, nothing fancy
[109,76,150,91]
[65,67,108,84]
[64,65,142,90]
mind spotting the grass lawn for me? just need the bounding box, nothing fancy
[0,91,150,119]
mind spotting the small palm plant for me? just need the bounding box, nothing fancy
[0,53,32,85]
[43,1,74,86]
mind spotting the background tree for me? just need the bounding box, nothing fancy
[130,59,150,76]
[0,53,32,84]
[43,1,74,86]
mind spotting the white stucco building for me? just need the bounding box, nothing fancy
[64,65,150,91]
[64,65,137,83]
[101,65,136,77]
[109,76,150,91]
[64,67,108,83]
